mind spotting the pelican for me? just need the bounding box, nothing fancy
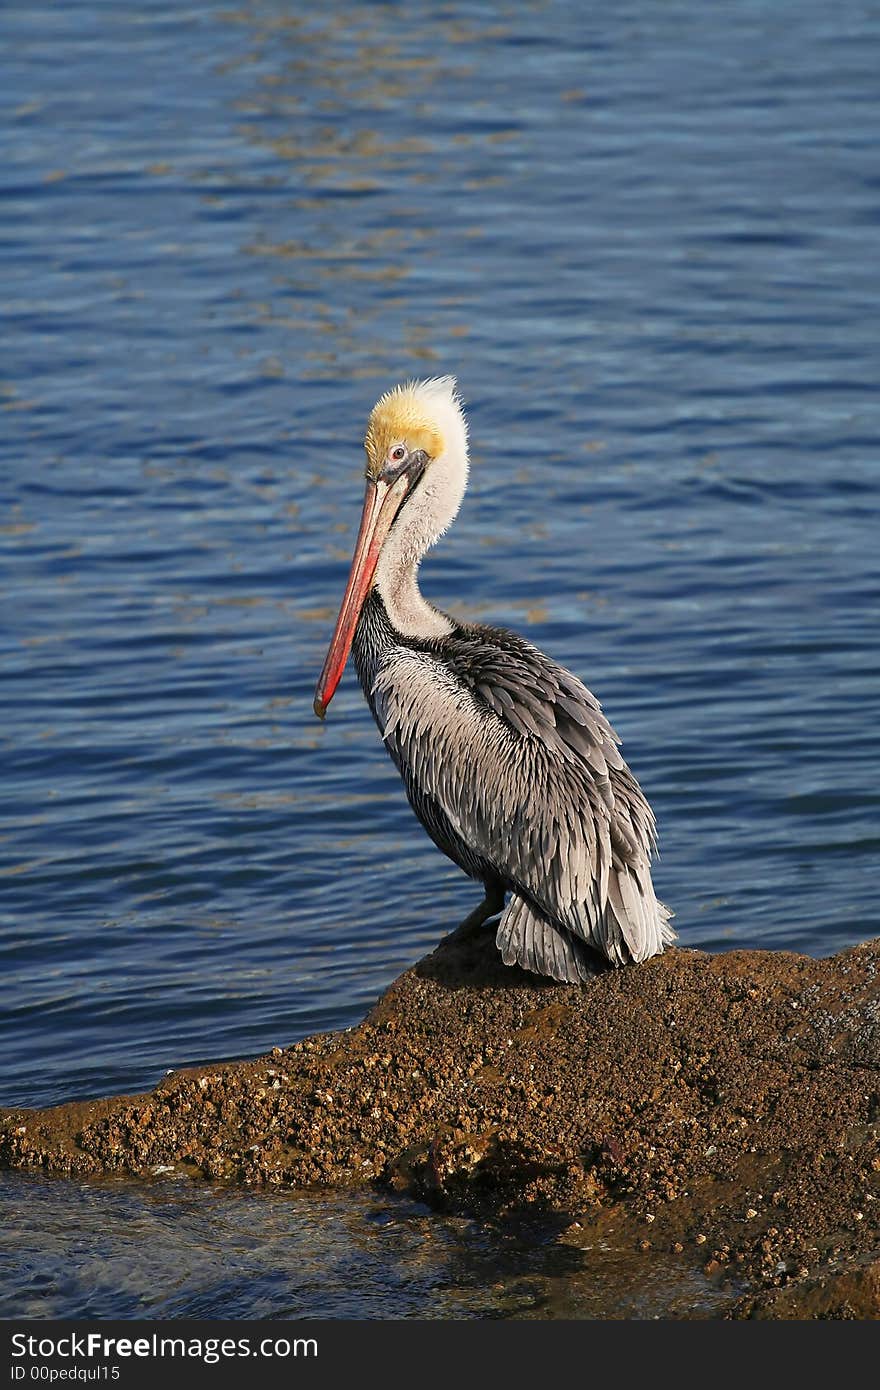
[313,377,673,982]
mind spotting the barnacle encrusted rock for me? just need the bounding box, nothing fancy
[3,930,880,1318]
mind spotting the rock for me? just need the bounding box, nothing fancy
[3,930,880,1317]
[729,1260,880,1319]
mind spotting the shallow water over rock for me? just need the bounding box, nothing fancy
[0,1172,730,1320]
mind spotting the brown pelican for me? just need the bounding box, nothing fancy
[314,377,673,982]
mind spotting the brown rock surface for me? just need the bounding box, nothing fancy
[3,930,880,1317]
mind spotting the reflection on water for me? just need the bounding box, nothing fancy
[2,0,880,1318]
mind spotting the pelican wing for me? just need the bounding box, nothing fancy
[373,624,673,965]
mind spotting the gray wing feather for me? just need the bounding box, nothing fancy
[373,623,674,967]
[497,894,599,983]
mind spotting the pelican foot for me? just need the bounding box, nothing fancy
[444,885,507,944]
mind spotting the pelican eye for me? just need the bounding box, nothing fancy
[380,443,427,484]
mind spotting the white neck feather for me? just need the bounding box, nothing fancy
[373,378,468,641]
[376,560,454,640]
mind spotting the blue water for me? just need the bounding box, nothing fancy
[2,0,879,1318]
[0,1171,728,1319]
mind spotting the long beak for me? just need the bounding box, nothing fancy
[313,474,410,719]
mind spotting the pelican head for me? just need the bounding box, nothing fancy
[314,377,468,718]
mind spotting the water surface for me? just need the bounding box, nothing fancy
[0,1172,729,1320]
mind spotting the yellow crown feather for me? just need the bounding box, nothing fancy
[364,377,461,477]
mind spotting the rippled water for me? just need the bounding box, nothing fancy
[0,1171,729,1320]
[2,0,879,1318]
